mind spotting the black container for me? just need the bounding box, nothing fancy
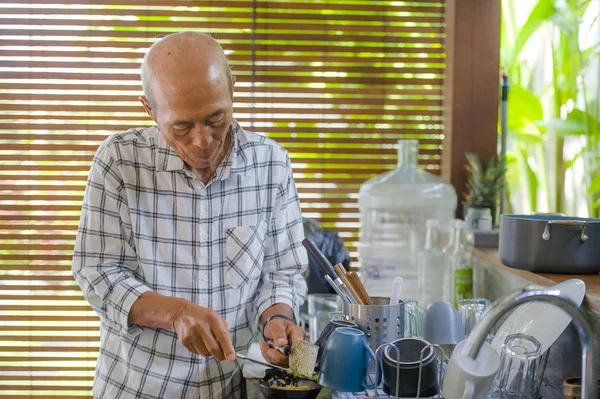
[258,369,322,399]
[313,319,358,370]
[499,214,600,274]
[381,338,439,397]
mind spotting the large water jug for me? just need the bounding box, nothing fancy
[358,140,458,299]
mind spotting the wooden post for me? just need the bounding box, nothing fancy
[442,0,502,217]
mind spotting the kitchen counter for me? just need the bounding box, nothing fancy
[473,247,600,311]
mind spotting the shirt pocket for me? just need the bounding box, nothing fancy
[225,220,268,289]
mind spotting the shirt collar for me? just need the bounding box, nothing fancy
[155,119,251,181]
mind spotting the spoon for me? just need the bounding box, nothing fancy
[235,352,290,374]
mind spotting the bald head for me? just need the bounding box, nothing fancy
[141,32,233,108]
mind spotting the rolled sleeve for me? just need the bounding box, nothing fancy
[107,277,153,335]
[255,152,308,329]
[72,140,152,336]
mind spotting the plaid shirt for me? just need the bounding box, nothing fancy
[72,120,308,398]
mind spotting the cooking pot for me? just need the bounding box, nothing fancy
[499,214,600,274]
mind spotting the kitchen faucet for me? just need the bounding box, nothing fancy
[463,287,598,399]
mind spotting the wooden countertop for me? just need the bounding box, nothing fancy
[473,247,600,311]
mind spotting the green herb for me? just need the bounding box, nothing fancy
[289,370,318,381]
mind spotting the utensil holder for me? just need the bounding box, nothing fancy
[341,297,405,355]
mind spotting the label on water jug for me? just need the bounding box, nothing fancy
[453,268,473,307]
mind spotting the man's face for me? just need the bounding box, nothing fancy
[144,74,234,173]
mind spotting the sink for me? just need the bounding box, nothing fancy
[472,254,600,398]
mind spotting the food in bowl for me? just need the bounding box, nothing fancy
[267,376,312,390]
[258,369,322,399]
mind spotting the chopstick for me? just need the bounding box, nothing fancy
[347,271,373,305]
[333,264,364,305]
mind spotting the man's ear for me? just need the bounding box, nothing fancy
[139,95,155,121]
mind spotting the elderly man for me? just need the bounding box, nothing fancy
[72,32,308,398]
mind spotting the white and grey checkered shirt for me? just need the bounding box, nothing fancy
[72,120,308,398]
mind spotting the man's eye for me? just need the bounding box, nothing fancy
[173,123,192,134]
[208,115,225,125]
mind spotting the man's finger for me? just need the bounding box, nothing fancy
[260,340,289,366]
[212,320,235,362]
[200,324,225,361]
[259,340,272,363]
[265,319,288,347]
[288,325,305,342]
[179,325,206,356]
[193,339,211,358]
[268,349,289,366]
[185,330,210,357]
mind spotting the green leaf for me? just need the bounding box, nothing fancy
[508,128,546,144]
[582,42,600,64]
[535,118,585,135]
[593,199,600,210]
[555,28,582,99]
[507,0,557,67]
[517,148,539,212]
[537,108,600,137]
[588,173,600,194]
[566,0,594,19]
[505,85,546,144]
[564,148,585,169]
[509,85,545,122]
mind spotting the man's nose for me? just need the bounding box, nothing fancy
[191,126,213,149]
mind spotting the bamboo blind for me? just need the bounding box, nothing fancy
[0,0,446,396]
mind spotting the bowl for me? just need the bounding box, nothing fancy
[381,337,439,397]
[258,369,322,399]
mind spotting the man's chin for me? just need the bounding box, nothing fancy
[188,159,211,169]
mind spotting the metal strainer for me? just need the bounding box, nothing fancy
[288,338,319,377]
[239,338,319,378]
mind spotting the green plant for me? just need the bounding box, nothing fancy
[501,0,599,216]
[464,153,506,208]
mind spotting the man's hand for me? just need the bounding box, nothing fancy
[128,292,236,362]
[259,303,305,367]
[171,303,236,362]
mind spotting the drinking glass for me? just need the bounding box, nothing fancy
[489,333,544,399]
[403,299,422,338]
[458,298,492,339]
[307,293,342,343]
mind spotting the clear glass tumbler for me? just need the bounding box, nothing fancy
[489,333,543,399]
[403,299,423,338]
[307,293,342,343]
[458,298,492,339]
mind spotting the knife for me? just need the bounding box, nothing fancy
[302,238,358,304]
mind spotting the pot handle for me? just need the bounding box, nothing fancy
[542,220,588,243]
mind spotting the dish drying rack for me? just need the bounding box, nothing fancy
[333,342,449,399]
